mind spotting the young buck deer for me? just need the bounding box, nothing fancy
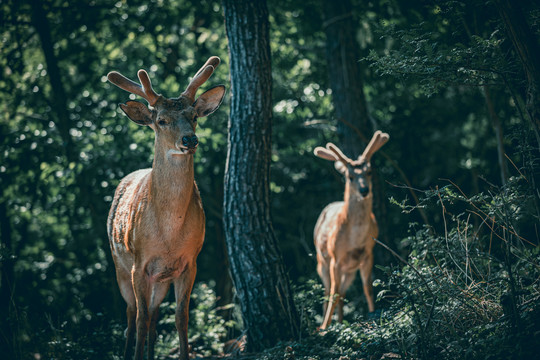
[313,131,389,329]
[106,57,225,360]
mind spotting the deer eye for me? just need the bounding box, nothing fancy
[157,119,167,126]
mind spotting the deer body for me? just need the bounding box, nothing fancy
[313,132,389,329]
[106,57,225,360]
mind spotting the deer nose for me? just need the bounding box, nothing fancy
[359,186,370,196]
[182,135,199,149]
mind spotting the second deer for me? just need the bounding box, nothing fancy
[313,131,389,329]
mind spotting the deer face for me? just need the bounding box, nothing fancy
[153,98,199,155]
[338,160,373,198]
[108,57,225,157]
[119,89,224,156]
[314,131,389,199]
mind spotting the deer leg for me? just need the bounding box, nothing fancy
[337,271,356,323]
[124,305,136,360]
[359,253,375,313]
[173,264,197,360]
[321,257,341,329]
[147,282,171,360]
[316,256,331,316]
[132,268,151,360]
[114,268,136,360]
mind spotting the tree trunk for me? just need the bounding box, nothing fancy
[322,0,371,157]
[495,0,540,147]
[222,0,299,351]
[30,0,75,162]
[321,0,390,253]
[483,86,509,186]
[0,198,16,359]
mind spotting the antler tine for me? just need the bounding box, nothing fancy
[107,70,160,106]
[326,143,352,164]
[314,146,339,162]
[107,71,147,99]
[360,130,389,161]
[181,56,221,101]
[137,70,160,106]
[194,56,221,78]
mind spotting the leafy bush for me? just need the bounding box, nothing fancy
[372,177,540,359]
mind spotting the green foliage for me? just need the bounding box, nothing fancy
[1,0,539,358]
[234,178,539,360]
[156,281,238,358]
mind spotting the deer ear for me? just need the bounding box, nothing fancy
[334,161,347,175]
[194,85,226,117]
[119,101,153,126]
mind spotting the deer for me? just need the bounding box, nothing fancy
[106,56,226,360]
[313,130,389,329]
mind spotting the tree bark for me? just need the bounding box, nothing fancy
[495,0,540,147]
[0,198,16,359]
[321,0,390,251]
[30,0,75,162]
[322,0,371,157]
[483,85,509,186]
[222,0,299,351]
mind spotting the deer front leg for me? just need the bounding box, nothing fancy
[316,254,331,316]
[115,267,136,360]
[125,304,136,360]
[337,271,356,323]
[359,253,375,313]
[173,264,197,360]
[321,257,341,329]
[132,268,151,360]
[147,281,171,360]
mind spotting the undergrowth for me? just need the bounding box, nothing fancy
[238,176,540,360]
[36,176,539,359]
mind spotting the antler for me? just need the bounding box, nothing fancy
[181,56,221,101]
[326,143,352,165]
[360,130,390,161]
[314,146,338,161]
[107,69,160,106]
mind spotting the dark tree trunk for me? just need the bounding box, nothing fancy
[495,0,540,147]
[222,0,299,351]
[483,86,509,186]
[0,198,16,359]
[30,0,75,162]
[322,0,371,157]
[321,0,389,251]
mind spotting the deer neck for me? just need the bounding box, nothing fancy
[149,143,195,215]
[340,182,373,225]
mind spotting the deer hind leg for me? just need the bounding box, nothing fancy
[337,271,356,323]
[359,253,375,313]
[147,282,171,360]
[321,257,342,329]
[173,264,197,360]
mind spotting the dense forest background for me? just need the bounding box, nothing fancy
[1,0,539,359]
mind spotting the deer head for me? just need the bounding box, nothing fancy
[107,56,226,156]
[314,131,389,198]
